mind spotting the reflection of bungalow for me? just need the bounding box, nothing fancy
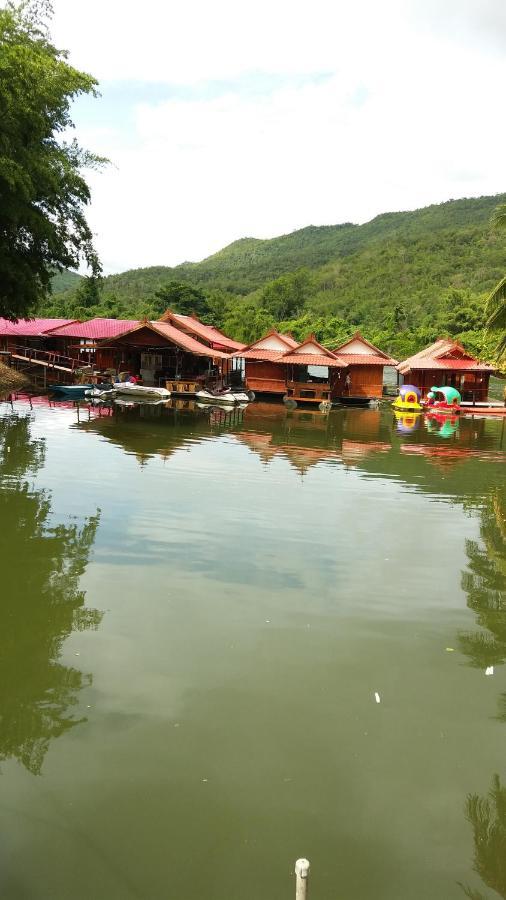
[238,330,299,396]
[397,339,495,401]
[95,320,229,385]
[332,332,397,401]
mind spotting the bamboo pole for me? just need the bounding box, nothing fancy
[295,858,310,900]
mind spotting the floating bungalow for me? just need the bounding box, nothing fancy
[0,318,82,380]
[95,320,229,387]
[237,330,299,397]
[276,335,345,407]
[332,332,398,401]
[397,339,495,401]
[236,330,397,406]
[0,317,78,354]
[47,318,141,369]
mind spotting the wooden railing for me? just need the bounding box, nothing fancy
[10,344,81,371]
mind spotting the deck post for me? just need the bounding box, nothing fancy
[295,858,310,900]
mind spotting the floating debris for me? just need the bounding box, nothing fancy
[374,692,381,704]
[485,666,494,676]
[445,648,455,652]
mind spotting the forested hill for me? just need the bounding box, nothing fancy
[78,193,506,301]
[45,193,506,364]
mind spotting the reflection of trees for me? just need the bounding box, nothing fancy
[459,489,506,678]
[0,415,102,774]
[459,774,506,900]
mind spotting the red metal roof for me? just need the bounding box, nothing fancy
[398,339,495,374]
[160,312,245,352]
[0,318,78,336]
[48,318,139,339]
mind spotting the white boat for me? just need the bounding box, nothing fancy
[84,387,116,400]
[195,388,251,405]
[115,383,171,400]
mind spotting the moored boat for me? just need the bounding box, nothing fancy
[51,383,94,398]
[422,385,461,414]
[115,383,171,400]
[195,388,251,405]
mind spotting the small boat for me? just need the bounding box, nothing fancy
[51,384,94,398]
[195,388,251,405]
[422,385,461,414]
[114,383,171,400]
[84,387,116,400]
[392,385,422,412]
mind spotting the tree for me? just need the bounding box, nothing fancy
[258,268,315,320]
[486,206,506,359]
[0,1,104,320]
[151,281,210,318]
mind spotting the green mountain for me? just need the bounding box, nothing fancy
[91,193,506,302]
[51,269,82,293]
[39,193,506,364]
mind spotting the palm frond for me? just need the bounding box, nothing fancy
[486,275,506,359]
[492,204,506,231]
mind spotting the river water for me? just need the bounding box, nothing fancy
[0,395,505,900]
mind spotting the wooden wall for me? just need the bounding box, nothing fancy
[338,365,384,398]
[245,360,286,394]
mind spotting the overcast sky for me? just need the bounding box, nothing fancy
[47,0,506,273]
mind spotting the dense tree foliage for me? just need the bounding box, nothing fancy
[486,204,506,359]
[42,194,506,367]
[0,1,103,319]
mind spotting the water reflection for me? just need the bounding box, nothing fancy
[0,414,102,774]
[460,774,506,900]
[459,489,506,670]
[71,398,506,498]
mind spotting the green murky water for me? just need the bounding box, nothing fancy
[0,395,505,900]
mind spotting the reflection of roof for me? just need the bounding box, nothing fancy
[398,339,495,374]
[49,318,139,339]
[333,331,398,366]
[0,318,78,336]
[98,321,229,358]
[160,311,245,352]
[341,440,391,464]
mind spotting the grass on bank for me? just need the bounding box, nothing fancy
[0,362,29,392]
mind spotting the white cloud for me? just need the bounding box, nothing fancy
[47,0,506,272]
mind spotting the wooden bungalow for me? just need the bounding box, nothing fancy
[158,310,245,353]
[47,318,141,369]
[276,335,345,407]
[397,339,495,401]
[0,318,78,354]
[332,332,398,401]
[0,318,82,377]
[95,320,229,387]
[236,330,299,396]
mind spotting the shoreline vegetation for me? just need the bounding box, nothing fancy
[0,362,29,393]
